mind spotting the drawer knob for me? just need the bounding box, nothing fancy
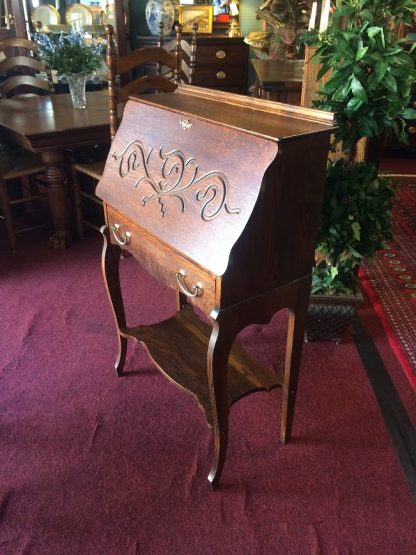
[216,71,226,80]
[408,126,416,134]
[176,269,203,297]
[216,50,226,59]
[412,101,416,108]
[111,223,131,246]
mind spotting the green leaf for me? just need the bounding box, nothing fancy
[346,97,363,112]
[402,108,416,119]
[316,65,331,82]
[356,46,368,61]
[348,246,364,259]
[375,60,388,81]
[333,5,356,18]
[359,9,373,21]
[382,72,397,93]
[351,77,368,102]
[333,80,352,101]
[367,26,382,39]
[351,221,361,241]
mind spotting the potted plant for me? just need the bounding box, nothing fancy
[33,29,105,109]
[303,0,416,341]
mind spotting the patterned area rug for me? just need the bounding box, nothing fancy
[360,183,416,392]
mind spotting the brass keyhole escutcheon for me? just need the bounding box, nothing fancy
[179,118,192,130]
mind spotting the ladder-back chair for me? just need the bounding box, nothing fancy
[0,38,54,251]
[0,37,54,97]
[158,21,198,85]
[71,22,198,238]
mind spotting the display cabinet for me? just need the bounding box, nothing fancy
[25,0,130,55]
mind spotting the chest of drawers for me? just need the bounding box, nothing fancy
[96,85,334,488]
[135,35,249,93]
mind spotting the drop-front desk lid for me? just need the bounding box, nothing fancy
[96,85,335,277]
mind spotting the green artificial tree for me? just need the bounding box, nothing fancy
[304,0,416,296]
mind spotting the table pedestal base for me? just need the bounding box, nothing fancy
[41,150,72,249]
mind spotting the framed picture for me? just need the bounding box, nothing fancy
[179,5,213,34]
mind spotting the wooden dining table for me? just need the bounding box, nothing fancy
[0,90,111,249]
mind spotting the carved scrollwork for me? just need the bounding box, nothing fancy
[112,140,240,221]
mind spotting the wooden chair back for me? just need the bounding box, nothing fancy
[106,23,185,140]
[0,37,54,97]
[158,22,198,84]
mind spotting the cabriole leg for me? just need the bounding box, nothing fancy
[206,318,233,490]
[101,225,127,376]
[280,281,311,444]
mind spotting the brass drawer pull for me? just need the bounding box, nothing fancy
[216,50,226,59]
[408,126,416,134]
[216,71,226,80]
[412,101,416,108]
[111,223,131,246]
[176,269,203,297]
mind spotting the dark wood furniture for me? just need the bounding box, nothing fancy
[0,37,54,96]
[0,149,47,251]
[25,0,130,56]
[71,22,194,239]
[252,58,304,105]
[96,84,334,488]
[0,37,55,251]
[0,0,28,41]
[0,90,111,249]
[158,22,198,85]
[136,35,248,94]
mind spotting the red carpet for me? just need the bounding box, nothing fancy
[1,231,416,554]
[361,183,416,392]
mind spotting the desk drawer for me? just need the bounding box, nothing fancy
[195,44,247,66]
[106,206,217,313]
[193,65,247,90]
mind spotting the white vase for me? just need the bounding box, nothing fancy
[145,0,175,36]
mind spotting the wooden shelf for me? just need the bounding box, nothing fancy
[121,305,282,428]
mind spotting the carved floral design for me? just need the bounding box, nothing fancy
[112,140,240,220]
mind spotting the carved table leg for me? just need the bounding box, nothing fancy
[280,280,311,444]
[40,150,72,250]
[206,316,234,490]
[101,225,127,376]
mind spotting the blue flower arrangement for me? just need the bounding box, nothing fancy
[33,29,105,75]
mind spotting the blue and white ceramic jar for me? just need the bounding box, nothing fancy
[145,0,175,36]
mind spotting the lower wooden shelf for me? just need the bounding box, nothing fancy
[121,304,283,428]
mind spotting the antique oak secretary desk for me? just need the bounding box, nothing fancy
[96,84,334,488]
